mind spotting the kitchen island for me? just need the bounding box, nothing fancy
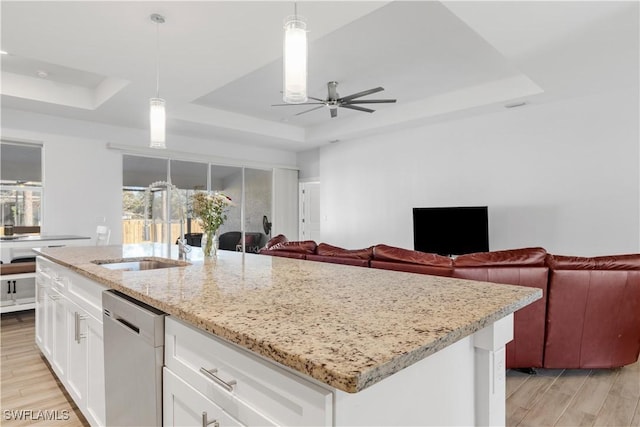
[35,244,541,426]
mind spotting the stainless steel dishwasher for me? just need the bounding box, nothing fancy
[103,289,166,427]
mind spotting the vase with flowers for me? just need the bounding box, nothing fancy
[192,191,233,257]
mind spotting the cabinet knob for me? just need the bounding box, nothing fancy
[201,411,219,427]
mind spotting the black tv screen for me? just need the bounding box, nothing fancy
[413,206,489,256]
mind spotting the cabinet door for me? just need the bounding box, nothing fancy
[85,314,105,427]
[35,277,47,350]
[42,284,54,360]
[163,368,245,427]
[66,299,88,407]
[50,288,68,379]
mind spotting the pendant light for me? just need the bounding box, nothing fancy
[283,3,307,104]
[150,13,166,149]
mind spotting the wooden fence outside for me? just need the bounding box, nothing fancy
[122,219,204,244]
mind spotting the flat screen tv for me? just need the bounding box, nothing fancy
[413,206,489,256]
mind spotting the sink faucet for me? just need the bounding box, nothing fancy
[177,238,191,260]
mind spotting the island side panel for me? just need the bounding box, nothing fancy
[333,315,513,426]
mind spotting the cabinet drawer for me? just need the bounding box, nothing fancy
[65,269,106,320]
[165,317,332,426]
[164,367,273,427]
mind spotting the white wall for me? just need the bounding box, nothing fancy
[2,109,297,245]
[319,89,639,256]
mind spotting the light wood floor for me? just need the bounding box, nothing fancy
[507,358,640,427]
[1,310,639,427]
[0,310,88,427]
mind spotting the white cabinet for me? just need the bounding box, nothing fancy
[164,317,332,427]
[50,287,67,379]
[164,368,245,427]
[66,298,88,407]
[35,256,107,427]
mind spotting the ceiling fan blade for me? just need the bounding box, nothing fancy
[308,96,326,102]
[330,108,338,118]
[339,87,384,103]
[344,99,396,104]
[340,104,375,113]
[295,105,325,116]
[271,102,325,107]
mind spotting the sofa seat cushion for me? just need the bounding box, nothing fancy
[316,243,373,260]
[372,244,453,267]
[454,247,547,267]
[546,253,640,270]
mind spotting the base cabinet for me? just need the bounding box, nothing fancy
[164,317,333,427]
[35,256,107,427]
[164,368,245,427]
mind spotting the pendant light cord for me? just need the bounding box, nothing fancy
[155,21,160,98]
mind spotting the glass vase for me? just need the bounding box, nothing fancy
[201,229,218,258]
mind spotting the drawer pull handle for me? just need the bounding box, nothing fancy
[199,367,236,392]
[201,412,219,427]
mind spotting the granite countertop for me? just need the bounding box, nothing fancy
[34,244,541,393]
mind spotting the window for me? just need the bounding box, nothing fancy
[1,141,43,232]
[121,154,273,252]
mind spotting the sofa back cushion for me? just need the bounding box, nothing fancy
[545,253,640,270]
[264,234,288,250]
[372,244,453,267]
[454,247,547,267]
[268,240,317,254]
[316,243,373,260]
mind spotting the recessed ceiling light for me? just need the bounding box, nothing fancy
[0,50,8,55]
[36,70,49,79]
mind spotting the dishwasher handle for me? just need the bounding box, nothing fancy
[104,306,141,335]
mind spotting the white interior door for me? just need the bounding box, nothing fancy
[299,182,320,242]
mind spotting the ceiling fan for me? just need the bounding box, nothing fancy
[273,81,396,118]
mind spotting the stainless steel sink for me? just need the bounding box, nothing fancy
[92,258,190,271]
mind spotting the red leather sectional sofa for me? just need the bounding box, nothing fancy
[259,235,640,370]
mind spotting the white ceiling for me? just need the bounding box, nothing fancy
[1,1,637,152]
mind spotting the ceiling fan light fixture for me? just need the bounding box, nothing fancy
[283,11,307,104]
[149,13,166,149]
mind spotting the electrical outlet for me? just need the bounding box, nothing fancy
[493,347,505,393]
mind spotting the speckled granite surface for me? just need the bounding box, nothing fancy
[34,244,541,393]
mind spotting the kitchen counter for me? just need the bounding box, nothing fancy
[34,244,540,394]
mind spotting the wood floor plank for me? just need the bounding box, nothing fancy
[593,394,638,427]
[506,403,529,427]
[506,368,564,410]
[568,369,619,416]
[0,312,88,427]
[506,370,532,399]
[609,363,640,400]
[555,407,598,426]
[630,401,640,427]
[518,389,573,427]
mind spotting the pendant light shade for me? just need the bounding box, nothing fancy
[150,13,166,149]
[149,97,166,148]
[283,13,307,104]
